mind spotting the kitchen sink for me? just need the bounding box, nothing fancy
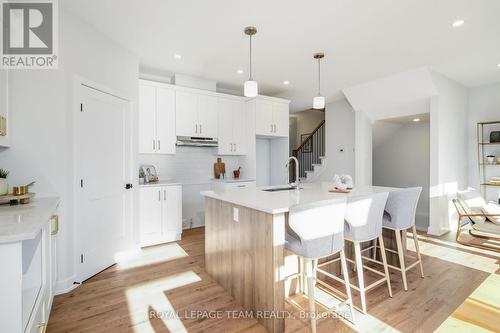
[262,186,300,192]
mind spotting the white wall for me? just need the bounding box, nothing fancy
[428,72,468,235]
[318,99,355,181]
[467,82,500,203]
[354,109,373,186]
[373,120,430,229]
[0,9,139,293]
[138,148,243,228]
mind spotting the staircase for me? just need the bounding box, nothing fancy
[292,120,326,182]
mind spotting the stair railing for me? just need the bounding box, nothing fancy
[291,120,325,181]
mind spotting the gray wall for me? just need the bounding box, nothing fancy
[373,119,430,229]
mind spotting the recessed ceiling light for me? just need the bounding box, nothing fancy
[174,54,182,59]
[413,118,421,122]
[452,19,465,27]
[283,80,290,85]
[497,63,500,68]
[237,69,244,74]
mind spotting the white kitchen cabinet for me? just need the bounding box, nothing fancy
[217,98,247,155]
[139,81,176,154]
[139,185,182,247]
[176,91,218,138]
[255,98,289,137]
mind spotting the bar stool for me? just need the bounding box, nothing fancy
[379,187,424,291]
[321,192,392,314]
[285,200,355,333]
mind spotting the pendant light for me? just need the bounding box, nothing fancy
[313,52,325,109]
[244,26,258,97]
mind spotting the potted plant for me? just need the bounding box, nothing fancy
[0,168,9,195]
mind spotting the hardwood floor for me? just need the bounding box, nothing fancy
[47,228,500,333]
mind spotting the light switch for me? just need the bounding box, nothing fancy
[233,207,239,222]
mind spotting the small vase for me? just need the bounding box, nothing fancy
[0,178,8,195]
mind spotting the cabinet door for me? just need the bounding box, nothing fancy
[232,100,247,155]
[255,100,274,136]
[217,98,233,155]
[139,187,163,245]
[139,85,157,153]
[198,95,218,138]
[163,185,182,233]
[156,87,176,154]
[175,91,198,137]
[272,102,289,137]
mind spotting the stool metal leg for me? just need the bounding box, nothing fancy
[395,229,408,291]
[339,250,356,324]
[353,241,367,314]
[305,258,317,333]
[412,226,424,278]
[378,235,392,297]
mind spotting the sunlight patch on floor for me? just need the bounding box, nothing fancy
[406,233,499,273]
[435,273,500,332]
[126,270,201,333]
[116,242,189,270]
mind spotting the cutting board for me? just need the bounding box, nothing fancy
[0,192,35,205]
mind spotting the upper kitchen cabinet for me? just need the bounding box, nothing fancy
[217,98,247,155]
[253,97,290,137]
[139,80,176,154]
[176,91,218,138]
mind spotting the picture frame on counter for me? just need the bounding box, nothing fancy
[141,165,158,183]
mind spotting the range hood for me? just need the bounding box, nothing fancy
[176,136,218,147]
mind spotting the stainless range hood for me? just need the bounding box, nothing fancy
[176,136,218,147]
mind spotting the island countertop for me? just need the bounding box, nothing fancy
[0,197,60,244]
[201,182,400,214]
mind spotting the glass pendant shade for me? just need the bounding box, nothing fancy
[244,80,258,97]
[313,96,325,109]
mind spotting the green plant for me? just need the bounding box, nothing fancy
[138,168,145,178]
[0,168,8,179]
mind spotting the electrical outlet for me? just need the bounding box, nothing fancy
[233,207,239,222]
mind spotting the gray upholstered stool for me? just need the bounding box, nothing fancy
[322,192,392,314]
[379,187,424,291]
[285,200,355,333]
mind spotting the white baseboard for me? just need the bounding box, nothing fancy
[54,275,79,295]
[427,226,450,236]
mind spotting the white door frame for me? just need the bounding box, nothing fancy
[72,76,135,283]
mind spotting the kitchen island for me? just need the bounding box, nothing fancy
[201,182,400,332]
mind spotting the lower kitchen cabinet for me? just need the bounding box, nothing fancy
[139,185,182,247]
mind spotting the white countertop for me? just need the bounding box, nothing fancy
[211,178,256,183]
[0,197,60,244]
[139,180,182,187]
[201,182,401,214]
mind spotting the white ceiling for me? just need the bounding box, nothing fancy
[62,0,500,112]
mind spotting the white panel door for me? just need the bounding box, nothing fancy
[232,100,247,155]
[217,98,233,155]
[175,91,198,137]
[138,85,156,153]
[164,186,182,233]
[255,100,274,136]
[139,186,163,244]
[197,95,218,138]
[156,87,176,154]
[76,84,131,282]
[273,102,290,137]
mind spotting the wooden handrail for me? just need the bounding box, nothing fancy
[293,120,325,155]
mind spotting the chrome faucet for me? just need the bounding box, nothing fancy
[286,156,300,189]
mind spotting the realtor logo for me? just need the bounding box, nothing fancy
[1,0,58,69]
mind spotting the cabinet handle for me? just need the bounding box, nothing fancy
[273,124,276,133]
[153,140,156,150]
[270,124,273,133]
[164,190,166,200]
[158,140,161,150]
[158,190,161,201]
[200,124,202,133]
[37,323,48,333]
[195,124,198,133]
[230,143,233,152]
[51,214,59,235]
[234,143,237,152]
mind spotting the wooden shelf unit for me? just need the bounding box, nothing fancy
[477,121,500,200]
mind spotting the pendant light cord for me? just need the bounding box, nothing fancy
[249,35,253,80]
[317,58,321,95]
